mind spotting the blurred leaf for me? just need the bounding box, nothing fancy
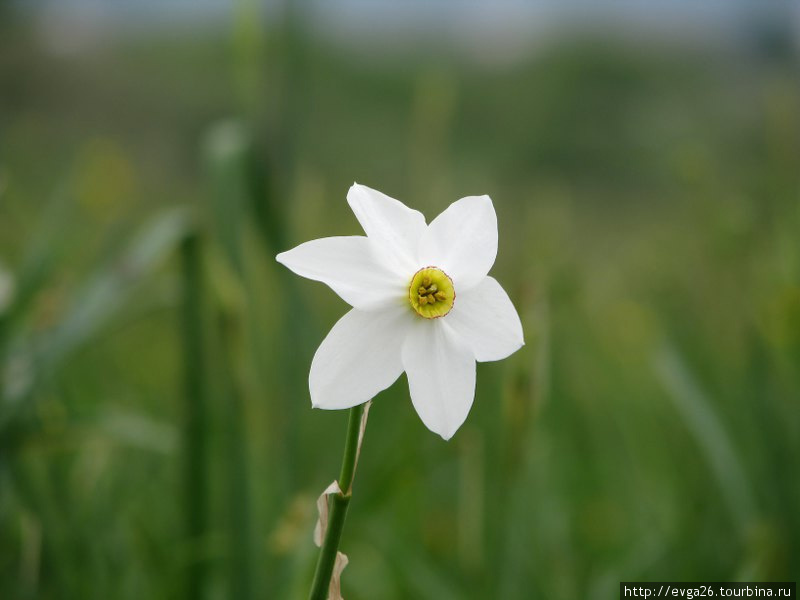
[1,188,72,329]
[41,207,192,373]
[654,343,757,531]
[3,208,192,407]
[203,118,282,261]
[94,408,177,454]
[0,260,15,316]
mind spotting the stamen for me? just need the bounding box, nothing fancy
[408,267,455,319]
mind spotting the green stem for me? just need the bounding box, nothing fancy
[180,233,209,600]
[308,403,366,600]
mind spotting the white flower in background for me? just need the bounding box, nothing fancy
[276,184,524,440]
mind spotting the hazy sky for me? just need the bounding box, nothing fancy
[21,0,800,60]
[22,0,793,29]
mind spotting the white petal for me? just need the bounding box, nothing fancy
[310,307,412,409]
[417,195,497,292]
[445,276,524,362]
[347,183,427,276]
[401,319,476,440]
[276,236,406,310]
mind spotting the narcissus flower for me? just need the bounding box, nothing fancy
[276,184,524,440]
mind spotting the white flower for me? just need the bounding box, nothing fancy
[276,183,524,440]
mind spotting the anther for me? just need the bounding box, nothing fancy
[409,266,455,319]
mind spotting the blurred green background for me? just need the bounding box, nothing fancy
[1,1,799,598]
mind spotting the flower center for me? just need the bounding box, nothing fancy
[408,267,455,319]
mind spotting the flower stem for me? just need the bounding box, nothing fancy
[308,403,366,600]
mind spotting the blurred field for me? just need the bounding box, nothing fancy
[1,5,799,599]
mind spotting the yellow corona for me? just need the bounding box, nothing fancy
[408,266,455,319]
